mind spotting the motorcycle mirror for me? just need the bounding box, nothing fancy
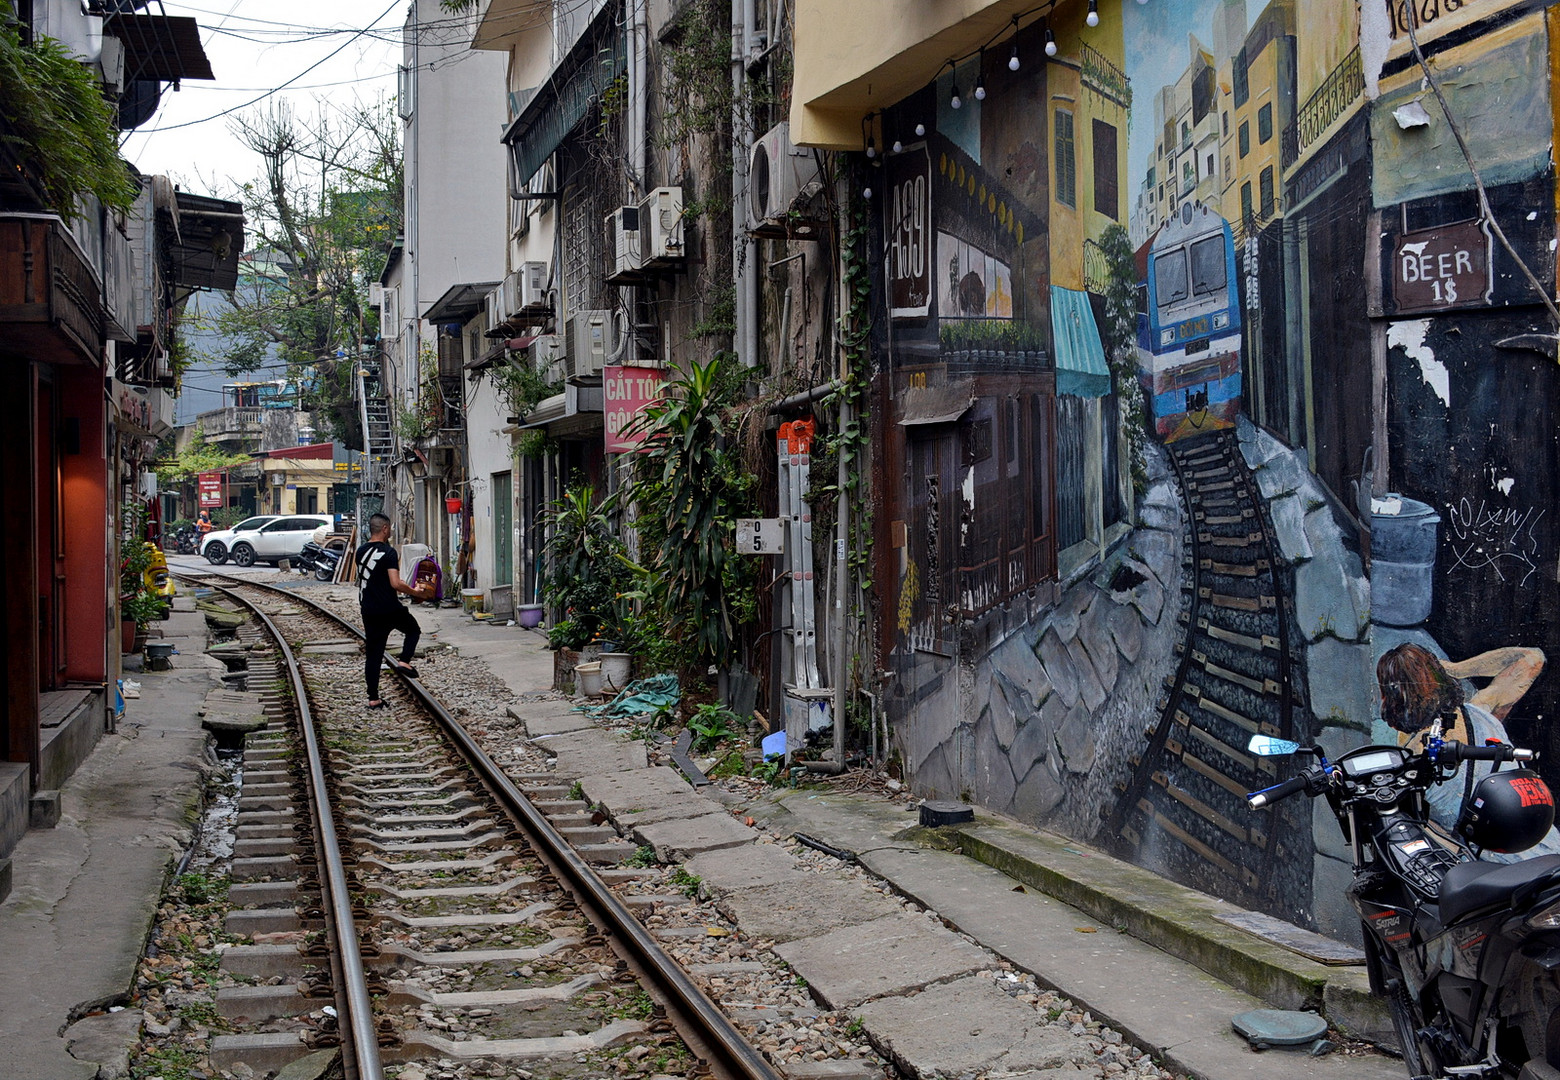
[1248,735,1302,757]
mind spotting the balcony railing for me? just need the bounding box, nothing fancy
[1283,47,1363,169]
[0,213,105,365]
[1081,44,1132,108]
[195,406,263,442]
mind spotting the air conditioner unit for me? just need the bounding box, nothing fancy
[604,206,642,284]
[500,271,523,321]
[527,333,564,384]
[567,310,611,378]
[518,261,549,310]
[639,187,685,268]
[369,282,384,309]
[484,286,505,333]
[747,121,824,237]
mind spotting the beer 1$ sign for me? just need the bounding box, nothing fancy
[1391,219,1492,314]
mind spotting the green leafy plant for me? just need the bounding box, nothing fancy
[621,353,758,670]
[0,1,137,219]
[491,352,561,423]
[687,702,740,753]
[1097,222,1150,499]
[668,866,703,898]
[539,485,632,650]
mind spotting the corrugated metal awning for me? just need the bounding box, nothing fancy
[1050,286,1112,398]
[103,13,215,81]
[898,382,975,426]
[467,336,536,373]
[502,16,626,189]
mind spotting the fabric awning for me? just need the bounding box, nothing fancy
[897,382,974,426]
[1050,286,1112,398]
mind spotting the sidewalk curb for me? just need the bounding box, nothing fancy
[940,818,1391,1043]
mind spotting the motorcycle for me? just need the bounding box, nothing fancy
[1247,721,1560,1080]
[295,540,343,582]
[168,524,200,556]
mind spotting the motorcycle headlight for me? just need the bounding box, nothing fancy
[1527,900,1560,931]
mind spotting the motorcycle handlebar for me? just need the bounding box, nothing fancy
[1441,741,1536,764]
[1247,771,1314,810]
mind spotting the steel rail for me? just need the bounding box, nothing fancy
[175,569,784,1080]
[188,576,384,1080]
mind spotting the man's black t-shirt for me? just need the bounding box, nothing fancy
[356,541,400,616]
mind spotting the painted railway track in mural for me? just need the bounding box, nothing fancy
[1105,430,1311,909]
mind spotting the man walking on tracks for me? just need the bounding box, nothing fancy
[357,513,428,708]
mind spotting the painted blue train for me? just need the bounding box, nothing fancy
[1135,202,1242,442]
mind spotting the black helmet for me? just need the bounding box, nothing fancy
[1458,769,1555,853]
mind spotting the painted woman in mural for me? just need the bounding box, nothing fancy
[1377,642,1558,857]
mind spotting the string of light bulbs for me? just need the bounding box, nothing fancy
[859,0,1149,198]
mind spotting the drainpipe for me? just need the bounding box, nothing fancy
[732,0,756,366]
[810,184,852,776]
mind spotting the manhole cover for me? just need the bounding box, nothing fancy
[1232,1009,1328,1049]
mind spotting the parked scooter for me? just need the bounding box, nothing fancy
[168,523,200,556]
[1247,720,1560,1079]
[295,540,343,582]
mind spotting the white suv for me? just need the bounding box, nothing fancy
[226,515,334,568]
[201,515,278,565]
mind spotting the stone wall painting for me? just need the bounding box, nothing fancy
[872,0,1560,944]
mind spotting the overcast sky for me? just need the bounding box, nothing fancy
[118,0,407,200]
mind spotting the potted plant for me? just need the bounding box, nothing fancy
[539,485,631,690]
[119,501,168,653]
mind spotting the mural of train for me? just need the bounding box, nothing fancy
[1135,202,1243,441]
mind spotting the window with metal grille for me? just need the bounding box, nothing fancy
[1239,121,1250,158]
[1055,109,1076,209]
[1259,166,1274,217]
[1258,102,1273,144]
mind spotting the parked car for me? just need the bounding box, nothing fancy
[201,515,280,565]
[227,514,334,568]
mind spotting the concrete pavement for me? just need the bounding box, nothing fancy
[0,595,220,1079]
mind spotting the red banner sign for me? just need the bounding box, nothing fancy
[604,365,665,453]
[197,471,224,508]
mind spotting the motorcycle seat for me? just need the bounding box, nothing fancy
[1438,854,1560,924]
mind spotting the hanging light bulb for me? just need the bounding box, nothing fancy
[863,186,873,199]
[865,135,876,159]
[915,122,926,137]
[892,136,904,154]
[950,80,962,110]
[1087,0,1100,27]
[974,53,986,101]
[1044,21,1057,57]
[1009,42,1020,71]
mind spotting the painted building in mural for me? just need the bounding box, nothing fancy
[793,0,1560,942]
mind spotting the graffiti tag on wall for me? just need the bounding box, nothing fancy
[1446,497,1546,587]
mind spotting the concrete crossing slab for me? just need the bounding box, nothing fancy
[633,810,755,861]
[684,841,803,893]
[713,874,902,943]
[853,975,1097,1078]
[773,911,988,1009]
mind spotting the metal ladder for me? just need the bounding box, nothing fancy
[778,419,821,689]
[358,360,393,497]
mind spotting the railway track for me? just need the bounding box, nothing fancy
[174,570,784,1080]
[1104,430,1315,917]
